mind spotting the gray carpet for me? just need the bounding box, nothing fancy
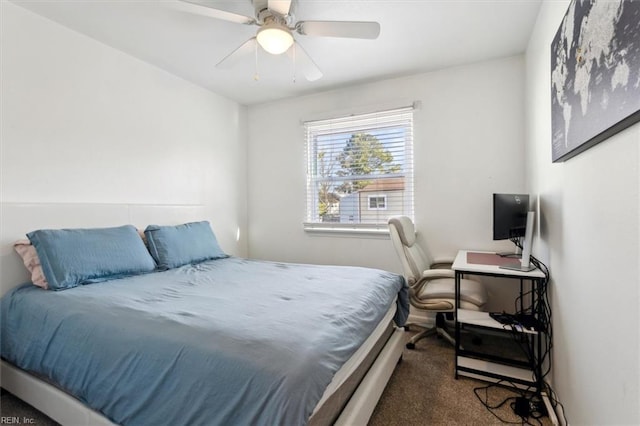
[0,330,551,425]
[0,388,59,426]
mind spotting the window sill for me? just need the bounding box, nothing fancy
[303,223,390,237]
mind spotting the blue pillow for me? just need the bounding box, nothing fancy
[144,221,227,270]
[27,225,157,291]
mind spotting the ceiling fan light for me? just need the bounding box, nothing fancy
[257,25,294,55]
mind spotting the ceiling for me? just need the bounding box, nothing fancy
[11,0,543,106]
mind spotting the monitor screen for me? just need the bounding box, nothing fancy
[493,194,530,240]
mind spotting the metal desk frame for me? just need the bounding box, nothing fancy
[452,250,548,393]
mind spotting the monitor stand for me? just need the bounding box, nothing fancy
[497,244,522,258]
[500,211,535,273]
[497,252,521,258]
[500,263,536,272]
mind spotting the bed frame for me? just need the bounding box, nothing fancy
[0,202,406,425]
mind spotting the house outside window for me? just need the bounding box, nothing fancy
[304,106,415,232]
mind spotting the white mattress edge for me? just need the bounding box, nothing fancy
[312,298,397,414]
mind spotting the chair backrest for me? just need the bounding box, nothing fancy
[388,216,433,283]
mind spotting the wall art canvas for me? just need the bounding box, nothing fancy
[551,0,640,162]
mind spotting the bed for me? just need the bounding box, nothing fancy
[0,206,408,426]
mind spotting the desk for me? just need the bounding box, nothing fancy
[452,250,548,392]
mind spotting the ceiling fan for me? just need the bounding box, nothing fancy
[175,0,381,81]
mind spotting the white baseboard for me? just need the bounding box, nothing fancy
[541,392,560,426]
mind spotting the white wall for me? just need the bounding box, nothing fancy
[0,3,248,256]
[247,56,526,311]
[525,2,639,424]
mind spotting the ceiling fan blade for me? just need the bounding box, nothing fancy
[268,0,293,16]
[175,0,255,25]
[216,37,257,69]
[296,21,380,39]
[287,42,323,82]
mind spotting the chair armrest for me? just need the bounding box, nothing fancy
[420,269,455,279]
[431,257,454,269]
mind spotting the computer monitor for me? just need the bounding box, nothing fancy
[493,193,536,271]
[493,193,530,242]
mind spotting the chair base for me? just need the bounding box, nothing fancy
[405,312,455,349]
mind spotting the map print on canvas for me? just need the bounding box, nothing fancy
[551,0,640,162]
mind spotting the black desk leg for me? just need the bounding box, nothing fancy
[536,278,544,394]
[454,272,461,379]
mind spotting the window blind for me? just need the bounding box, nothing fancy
[304,106,415,231]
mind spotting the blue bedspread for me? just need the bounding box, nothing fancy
[1,257,408,426]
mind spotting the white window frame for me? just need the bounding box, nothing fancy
[303,105,415,235]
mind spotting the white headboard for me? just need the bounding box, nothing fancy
[0,203,206,296]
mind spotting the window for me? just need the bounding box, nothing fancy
[368,195,387,210]
[304,106,414,232]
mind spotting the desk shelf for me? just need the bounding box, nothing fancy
[457,356,536,389]
[458,309,538,335]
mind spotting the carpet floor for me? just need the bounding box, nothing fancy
[0,330,552,425]
[369,331,552,425]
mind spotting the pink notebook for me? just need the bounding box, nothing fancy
[466,252,520,267]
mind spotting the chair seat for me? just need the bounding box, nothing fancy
[416,277,487,307]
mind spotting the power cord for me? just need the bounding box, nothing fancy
[473,381,546,425]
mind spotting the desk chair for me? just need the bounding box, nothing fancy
[388,216,488,349]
